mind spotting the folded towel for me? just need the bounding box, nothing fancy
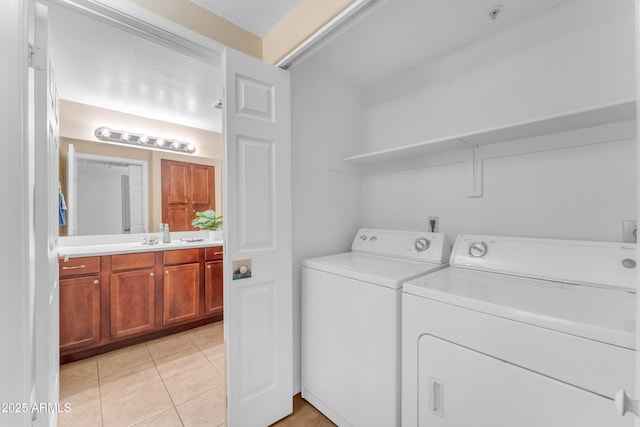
[59,192,67,226]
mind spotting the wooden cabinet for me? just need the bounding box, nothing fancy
[109,253,156,339]
[204,247,224,317]
[59,256,102,352]
[110,269,156,339]
[163,263,200,326]
[161,159,215,231]
[59,246,223,363]
[59,275,101,352]
[163,248,200,326]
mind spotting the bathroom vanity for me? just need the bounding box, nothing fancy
[58,236,223,363]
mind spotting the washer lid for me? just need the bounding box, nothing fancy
[302,252,448,289]
[403,268,635,349]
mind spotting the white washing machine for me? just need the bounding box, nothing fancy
[302,228,451,427]
[402,234,637,427]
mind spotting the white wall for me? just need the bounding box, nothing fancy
[363,0,635,153]
[290,61,364,392]
[358,0,636,243]
[363,124,636,243]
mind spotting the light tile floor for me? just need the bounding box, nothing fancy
[59,320,335,427]
[59,321,226,427]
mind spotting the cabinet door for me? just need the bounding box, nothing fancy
[205,260,223,316]
[165,205,192,232]
[163,263,200,326]
[162,159,191,231]
[59,276,101,352]
[110,269,155,339]
[162,159,215,231]
[191,163,215,210]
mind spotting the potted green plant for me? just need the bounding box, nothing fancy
[192,210,223,241]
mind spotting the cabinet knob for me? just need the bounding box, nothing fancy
[93,280,99,284]
[207,265,211,269]
[165,270,169,274]
[150,272,154,277]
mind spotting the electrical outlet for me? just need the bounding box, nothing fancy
[622,220,637,243]
[428,216,439,233]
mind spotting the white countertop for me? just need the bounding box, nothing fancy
[58,231,223,258]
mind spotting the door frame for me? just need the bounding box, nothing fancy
[0,0,36,425]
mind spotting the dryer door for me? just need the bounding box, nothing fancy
[418,335,632,427]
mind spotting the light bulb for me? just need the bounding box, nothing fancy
[120,133,130,141]
[155,138,165,146]
[171,141,180,149]
[99,128,111,138]
[138,135,149,144]
[186,144,195,153]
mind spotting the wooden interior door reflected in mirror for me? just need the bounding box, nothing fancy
[161,159,215,231]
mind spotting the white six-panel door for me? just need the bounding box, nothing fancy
[34,3,60,426]
[223,48,293,426]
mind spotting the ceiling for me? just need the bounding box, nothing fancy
[48,0,575,135]
[305,0,573,92]
[48,3,224,132]
[190,0,303,37]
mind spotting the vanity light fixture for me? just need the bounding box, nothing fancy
[94,127,196,154]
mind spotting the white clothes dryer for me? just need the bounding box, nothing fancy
[402,234,636,427]
[302,228,450,427]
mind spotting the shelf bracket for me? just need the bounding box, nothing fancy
[466,144,483,198]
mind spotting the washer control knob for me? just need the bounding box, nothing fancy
[370,236,378,242]
[622,258,636,269]
[414,237,431,252]
[469,241,488,258]
[360,235,367,241]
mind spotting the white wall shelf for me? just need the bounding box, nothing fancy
[339,99,636,176]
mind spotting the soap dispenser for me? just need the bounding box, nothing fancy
[162,223,171,243]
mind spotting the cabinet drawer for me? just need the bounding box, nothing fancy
[164,248,199,265]
[205,246,224,261]
[111,252,156,272]
[59,256,101,277]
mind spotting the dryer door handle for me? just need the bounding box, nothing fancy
[615,389,640,417]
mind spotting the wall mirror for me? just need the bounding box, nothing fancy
[49,1,224,237]
[66,146,149,236]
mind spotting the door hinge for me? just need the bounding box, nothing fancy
[28,42,45,71]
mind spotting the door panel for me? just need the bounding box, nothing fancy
[236,137,274,250]
[162,159,191,204]
[110,269,155,339]
[191,163,215,207]
[59,276,100,351]
[223,48,292,427]
[163,263,200,326]
[34,3,60,425]
[205,260,224,316]
[418,335,631,426]
[162,159,190,230]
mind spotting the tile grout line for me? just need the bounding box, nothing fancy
[95,358,105,427]
[62,322,225,427]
